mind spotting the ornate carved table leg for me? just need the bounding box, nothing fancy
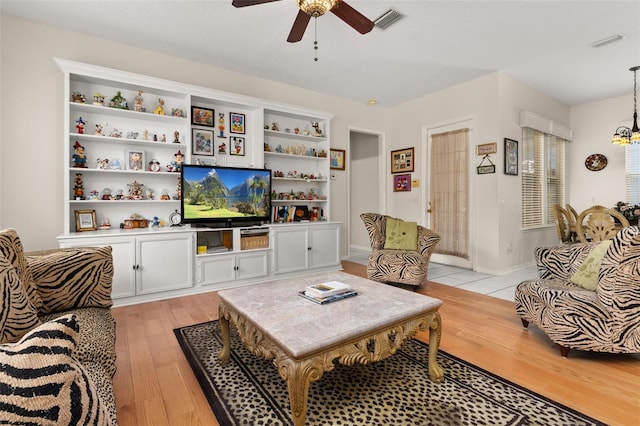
[218,306,231,365]
[427,311,444,383]
[277,357,325,426]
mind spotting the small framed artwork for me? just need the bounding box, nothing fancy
[230,136,245,156]
[476,142,497,156]
[330,148,346,170]
[293,205,310,221]
[504,138,518,176]
[230,112,246,134]
[192,106,215,127]
[126,150,145,171]
[75,210,97,232]
[390,147,414,174]
[393,174,411,192]
[193,129,214,156]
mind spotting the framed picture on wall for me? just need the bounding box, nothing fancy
[230,112,246,134]
[330,148,345,170]
[192,129,214,156]
[504,138,518,175]
[191,106,214,127]
[230,136,245,156]
[393,174,411,192]
[390,147,414,174]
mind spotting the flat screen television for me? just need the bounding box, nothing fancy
[180,164,271,227]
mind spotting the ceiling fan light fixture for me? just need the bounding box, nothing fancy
[297,0,337,17]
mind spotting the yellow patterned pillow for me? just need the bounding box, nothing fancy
[384,218,418,251]
[570,240,611,291]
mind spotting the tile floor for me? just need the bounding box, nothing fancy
[348,251,538,302]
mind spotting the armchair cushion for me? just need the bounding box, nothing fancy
[569,240,611,291]
[0,228,43,310]
[0,314,112,425]
[27,247,113,315]
[384,218,418,251]
[0,254,41,344]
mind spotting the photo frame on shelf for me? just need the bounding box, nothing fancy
[393,174,411,192]
[230,112,246,134]
[390,147,414,174]
[230,136,245,156]
[192,128,214,156]
[75,210,97,232]
[293,205,310,221]
[504,138,518,175]
[126,150,145,171]
[191,106,214,127]
[330,148,346,170]
[476,142,497,156]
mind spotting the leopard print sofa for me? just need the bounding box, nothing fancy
[0,228,117,425]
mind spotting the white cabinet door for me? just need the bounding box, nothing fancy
[236,251,269,280]
[309,224,340,269]
[58,235,136,299]
[136,233,194,295]
[198,255,236,286]
[271,226,309,274]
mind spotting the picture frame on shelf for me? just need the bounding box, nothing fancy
[230,112,246,134]
[504,138,518,176]
[330,148,345,170]
[393,174,411,192]
[476,142,497,156]
[126,150,145,171]
[192,128,214,156]
[75,210,97,232]
[191,106,214,127]
[230,136,245,156]
[293,205,310,221]
[390,147,414,174]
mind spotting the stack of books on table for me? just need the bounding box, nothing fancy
[299,281,357,305]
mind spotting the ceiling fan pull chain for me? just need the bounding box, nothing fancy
[314,17,319,62]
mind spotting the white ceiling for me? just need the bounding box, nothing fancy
[2,0,640,107]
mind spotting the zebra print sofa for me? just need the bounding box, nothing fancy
[360,213,440,289]
[0,228,117,425]
[515,226,640,357]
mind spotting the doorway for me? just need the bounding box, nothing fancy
[424,119,474,269]
[348,129,384,256]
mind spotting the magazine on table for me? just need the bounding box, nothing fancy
[298,289,358,305]
[304,281,352,299]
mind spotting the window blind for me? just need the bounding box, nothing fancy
[521,127,566,228]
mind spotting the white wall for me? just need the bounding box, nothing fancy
[0,14,385,252]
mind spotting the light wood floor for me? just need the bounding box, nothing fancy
[111,261,640,426]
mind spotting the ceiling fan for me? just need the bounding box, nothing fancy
[231,0,375,43]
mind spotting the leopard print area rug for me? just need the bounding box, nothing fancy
[174,321,604,426]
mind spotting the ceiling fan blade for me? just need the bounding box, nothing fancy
[287,9,312,43]
[331,0,374,34]
[232,0,281,7]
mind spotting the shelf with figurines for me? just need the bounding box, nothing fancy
[70,174,180,203]
[271,170,327,182]
[71,116,187,148]
[271,188,327,203]
[264,146,328,160]
[264,120,326,141]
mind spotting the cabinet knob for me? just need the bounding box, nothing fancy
[307,247,312,251]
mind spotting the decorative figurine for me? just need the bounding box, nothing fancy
[88,190,99,200]
[218,141,227,154]
[143,129,149,140]
[218,113,226,138]
[93,92,105,106]
[146,188,154,200]
[72,141,87,168]
[133,90,145,112]
[71,92,86,103]
[160,189,171,200]
[75,117,86,134]
[161,134,167,143]
[74,173,84,200]
[173,131,180,144]
[99,218,111,230]
[311,121,322,137]
[151,216,160,228]
[148,159,161,172]
[171,108,185,117]
[175,177,182,200]
[127,181,144,200]
[168,150,183,172]
[101,188,113,200]
[109,91,128,109]
[271,122,280,131]
[126,131,139,140]
[153,98,165,115]
[96,158,109,170]
[114,189,125,200]
[109,128,122,138]
[94,124,104,136]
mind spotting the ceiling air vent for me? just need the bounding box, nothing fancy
[374,9,403,30]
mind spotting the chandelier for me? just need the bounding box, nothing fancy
[297,0,337,17]
[611,66,640,145]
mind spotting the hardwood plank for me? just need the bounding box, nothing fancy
[112,261,639,425]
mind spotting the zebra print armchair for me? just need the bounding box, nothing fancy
[515,226,640,357]
[360,213,440,289]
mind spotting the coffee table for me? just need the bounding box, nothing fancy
[217,271,444,426]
